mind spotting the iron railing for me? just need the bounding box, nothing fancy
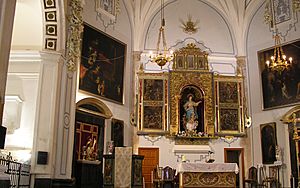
[0,154,30,188]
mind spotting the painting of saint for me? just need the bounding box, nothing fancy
[219,109,239,131]
[179,85,204,133]
[258,39,300,109]
[143,106,163,129]
[176,55,184,68]
[260,123,277,164]
[143,79,163,101]
[219,82,238,103]
[79,23,126,104]
[111,119,124,147]
[187,55,194,69]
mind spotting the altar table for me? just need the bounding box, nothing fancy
[178,162,239,188]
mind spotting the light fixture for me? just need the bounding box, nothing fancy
[149,0,173,68]
[265,32,293,73]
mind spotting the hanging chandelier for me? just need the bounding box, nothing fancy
[265,33,292,73]
[149,0,173,68]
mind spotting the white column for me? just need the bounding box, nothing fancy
[30,51,62,178]
[0,0,16,125]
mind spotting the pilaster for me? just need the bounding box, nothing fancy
[30,51,63,178]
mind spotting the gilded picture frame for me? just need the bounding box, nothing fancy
[172,43,209,71]
[95,0,119,20]
[258,39,300,110]
[215,76,245,136]
[260,122,277,164]
[137,73,168,135]
[79,23,126,104]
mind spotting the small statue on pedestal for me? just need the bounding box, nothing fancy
[275,145,282,162]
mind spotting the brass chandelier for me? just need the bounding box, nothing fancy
[149,0,173,68]
[265,33,292,73]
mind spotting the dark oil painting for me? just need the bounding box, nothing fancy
[258,39,300,110]
[260,122,277,164]
[219,82,238,104]
[79,23,126,103]
[111,119,124,147]
[219,108,239,131]
[143,106,163,130]
[143,79,163,101]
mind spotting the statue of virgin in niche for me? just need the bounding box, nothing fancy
[179,85,204,135]
[183,94,202,131]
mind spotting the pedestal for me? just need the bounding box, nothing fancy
[75,160,102,188]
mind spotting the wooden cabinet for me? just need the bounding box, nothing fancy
[103,154,144,188]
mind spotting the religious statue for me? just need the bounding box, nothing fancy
[83,137,97,161]
[275,145,282,162]
[183,94,202,132]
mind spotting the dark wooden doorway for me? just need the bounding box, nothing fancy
[138,148,159,188]
[224,148,245,188]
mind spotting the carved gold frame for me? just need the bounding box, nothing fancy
[137,72,169,135]
[169,71,214,136]
[173,43,209,71]
[214,75,245,136]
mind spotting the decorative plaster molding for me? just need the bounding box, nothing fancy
[219,136,239,146]
[143,135,162,145]
[42,0,59,51]
[66,0,84,72]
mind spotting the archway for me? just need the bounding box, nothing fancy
[73,97,112,188]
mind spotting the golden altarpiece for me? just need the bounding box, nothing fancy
[137,43,246,139]
[136,43,245,187]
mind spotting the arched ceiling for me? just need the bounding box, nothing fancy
[124,0,264,55]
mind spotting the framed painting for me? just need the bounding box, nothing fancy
[137,73,168,135]
[258,39,300,110]
[79,23,126,104]
[111,118,124,147]
[175,54,185,69]
[260,122,277,164]
[186,55,195,69]
[215,76,245,136]
[95,0,119,20]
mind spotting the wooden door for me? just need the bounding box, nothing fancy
[224,148,244,188]
[138,148,159,188]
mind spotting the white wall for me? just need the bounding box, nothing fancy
[78,0,134,149]
[247,2,300,187]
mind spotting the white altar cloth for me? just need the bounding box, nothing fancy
[178,162,239,174]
